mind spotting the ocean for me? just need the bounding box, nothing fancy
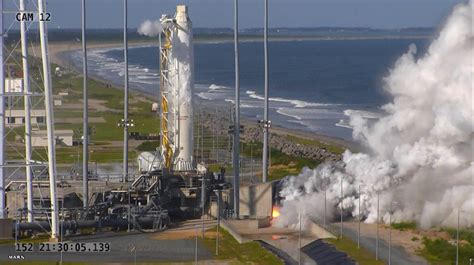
[70,37,429,140]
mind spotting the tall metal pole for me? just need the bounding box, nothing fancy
[38,0,59,239]
[376,192,379,260]
[216,107,219,163]
[20,0,33,222]
[82,0,89,212]
[340,175,343,238]
[194,225,198,265]
[0,0,5,219]
[201,177,205,237]
[216,190,220,255]
[298,210,302,265]
[324,178,327,226]
[358,185,362,248]
[123,0,129,182]
[456,209,460,265]
[262,0,270,183]
[389,204,392,265]
[389,201,398,265]
[232,0,240,218]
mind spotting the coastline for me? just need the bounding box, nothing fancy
[47,40,360,152]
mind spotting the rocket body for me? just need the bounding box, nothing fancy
[170,5,194,171]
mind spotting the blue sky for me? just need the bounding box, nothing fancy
[4,0,465,29]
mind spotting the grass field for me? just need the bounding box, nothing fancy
[201,227,284,265]
[419,228,474,265]
[242,141,322,181]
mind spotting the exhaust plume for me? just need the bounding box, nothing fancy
[275,1,473,229]
[138,20,163,37]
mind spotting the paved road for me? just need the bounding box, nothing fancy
[0,231,211,264]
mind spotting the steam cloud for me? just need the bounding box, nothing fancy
[275,1,473,229]
[138,20,163,37]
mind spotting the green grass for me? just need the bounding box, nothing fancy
[2,260,92,265]
[442,228,474,245]
[201,227,284,265]
[420,238,473,265]
[420,228,474,265]
[137,141,160,151]
[419,228,474,265]
[391,221,417,231]
[242,141,322,181]
[326,237,384,265]
[286,134,345,155]
[0,235,52,246]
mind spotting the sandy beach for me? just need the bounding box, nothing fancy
[45,40,359,153]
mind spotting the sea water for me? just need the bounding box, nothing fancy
[70,38,428,140]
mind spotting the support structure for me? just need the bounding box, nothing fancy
[123,0,129,182]
[262,0,270,183]
[159,27,174,169]
[0,0,5,219]
[20,0,33,222]
[233,0,240,218]
[82,0,89,212]
[38,0,59,238]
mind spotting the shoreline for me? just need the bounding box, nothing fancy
[47,40,360,152]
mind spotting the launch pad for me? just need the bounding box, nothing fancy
[2,5,235,239]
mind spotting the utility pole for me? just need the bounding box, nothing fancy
[215,189,221,255]
[298,210,302,265]
[340,175,343,238]
[81,0,89,213]
[232,0,240,218]
[456,209,460,265]
[216,108,219,163]
[323,177,327,226]
[38,0,59,239]
[20,0,33,222]
[0,0,5,220]
[122,0,129,182]
[262,0,270,183]
[358,184,364,248]
[194,225,198,265]
[376,191,379,260]
[201,176,205,237]
[389,201,398,265]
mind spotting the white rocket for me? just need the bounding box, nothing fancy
[171,5,194,171]
[165,5,195,171]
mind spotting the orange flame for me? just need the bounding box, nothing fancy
[272,206,280,218]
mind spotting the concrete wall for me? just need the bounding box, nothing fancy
[308,221,337,239]
[239,182,273,218]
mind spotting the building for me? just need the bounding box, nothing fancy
[32,129,74,147]
[5,109,46,126]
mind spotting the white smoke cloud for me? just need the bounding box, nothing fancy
[137,20,163,37]
[275,1,473,229]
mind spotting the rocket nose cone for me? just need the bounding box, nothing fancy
[176,5,188,14]
[175,5,191,23]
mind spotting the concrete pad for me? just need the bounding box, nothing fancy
[223,219,320,264]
